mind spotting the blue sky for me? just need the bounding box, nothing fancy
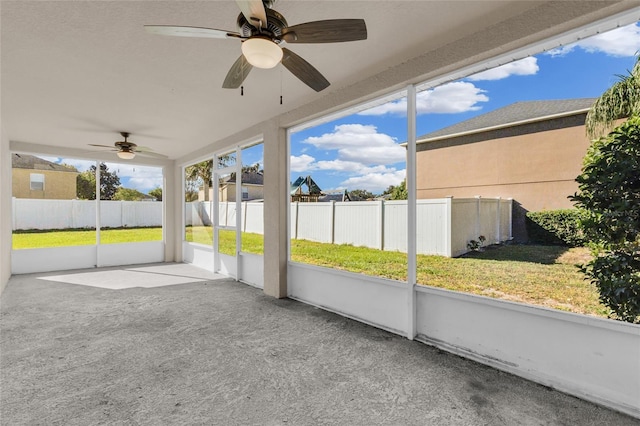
[44,21,640,195]
[290,22,640,194]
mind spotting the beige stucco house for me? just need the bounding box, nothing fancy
[199,171,264,202]
[415,98,596,240]
[11,153,78,200]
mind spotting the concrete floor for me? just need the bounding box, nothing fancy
[1,263,638,425]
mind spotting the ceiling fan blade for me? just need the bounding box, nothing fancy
[222,55,253,89]
[144,25,241,39]
[281,19,367,44]
[88,144,117,149]
[281,48,329,92]
[135,151,168,159]
[235,0,268,28]
[133,146,156,153]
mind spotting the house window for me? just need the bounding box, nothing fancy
[242,186,249,200]
[30,173,44,191]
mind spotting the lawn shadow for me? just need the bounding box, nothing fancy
[460,244,573,265]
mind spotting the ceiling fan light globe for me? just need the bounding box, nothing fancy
[241,38,282,69]
[117,150,136,160]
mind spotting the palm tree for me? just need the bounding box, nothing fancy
[184,155,235,201]
[185,160,213,201]
[585,54,640,138]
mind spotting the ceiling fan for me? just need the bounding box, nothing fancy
[89,132,167,160]
[144,0,367,92]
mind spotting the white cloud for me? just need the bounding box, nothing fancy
[303,124,394,149]
[339,169,406,193]
[105,163,163,192]
[302,124,405,165]
[358,82,488,116]
[290,154,316,173]
[32,156,162,192]
[315,160,390,174]
[293,124,409,193]
[545,45,574,58]
[547,23,640,57]
[467,57,539,81]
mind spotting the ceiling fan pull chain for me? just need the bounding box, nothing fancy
[280,67,283,105]
[241,85,244,96]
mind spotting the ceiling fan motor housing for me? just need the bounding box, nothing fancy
[115,141,137,152]
[237,8,287,41]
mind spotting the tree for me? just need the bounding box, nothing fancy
[349,189,375,201]
[391,180,407,200]
[76,170,96,200]
[185,160,213,201]
[381,185,396,197]
[76,163,121,200]
[148,187,162,201]
[572,117,640,323]
[585,54,640,138]
[575,55,640,323]
[113,187,147,201]
[242,163,261,173]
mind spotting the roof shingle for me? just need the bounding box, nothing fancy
[418,98,596,141]
[11,153,78,172]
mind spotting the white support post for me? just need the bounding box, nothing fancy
[11,197,16,231]
[95,161,101,246]
[445,197,453,257]
[243,201,248,233]
[378,199,384,250]
[213,156,220,273]
[263,122,288,298]
[95,161,101,267]
[120,200,124,229]
[475,195,481,239]
[162,163,174,263]
[407,84,417,340]
[236,147,242,281]
[496,197,502,243]
[330,200,335,244]
[508,198,513,240]
[293,201,299,240]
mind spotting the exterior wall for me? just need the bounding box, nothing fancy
[203,184,264,202]
[416,114,589,213]
[219,183,263,202]
[12,168,77,199]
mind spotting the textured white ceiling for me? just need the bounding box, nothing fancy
[1,1,637,161]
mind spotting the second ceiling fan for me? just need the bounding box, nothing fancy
[145,0,367,92]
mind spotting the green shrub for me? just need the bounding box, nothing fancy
[580,251,640,323]
[572,117,640,323]
[526,209,587,247]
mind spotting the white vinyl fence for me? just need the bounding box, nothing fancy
[14,197,511,257]
[12,198,162,230]
[185,197,512,257]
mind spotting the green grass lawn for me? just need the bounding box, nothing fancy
[288,239,604,317]
[417,246,605,317]
[12,227,606,317]
[183,226,264,255]
[12,227,163,248]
